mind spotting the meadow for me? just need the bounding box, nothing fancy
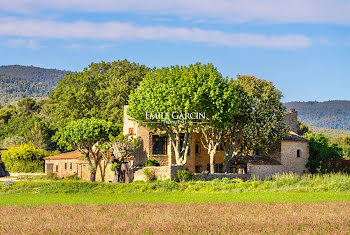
[1,173,350,234]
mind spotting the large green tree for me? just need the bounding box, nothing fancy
[200,78,239,173]
[222,75,289,171]
[128,63,223,165]
[50,60,150,127]
[56,118,120,182]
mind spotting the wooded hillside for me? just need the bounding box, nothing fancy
[0,65,69,105]
[285,101,350,130]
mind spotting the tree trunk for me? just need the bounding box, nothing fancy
[113,169,118,183]
[90,168,96,182]
[209,151,215,173]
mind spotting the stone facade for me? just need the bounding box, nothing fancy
[124,105,310,179]
[44,151,115,182]
[247,164,285,179]
[280,140,309,174]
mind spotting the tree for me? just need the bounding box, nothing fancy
[304,132,342,173]
[128,63,223,165]
[56,118,120,182]
[24,121,49,150]
[110,135,141,183]
[0,105,17,124]
[200,78,239,173]
[222,75,289,172]
[50,60,150,127]
[0,136,26,149]
[17,98,39,114]
[1,143,49,173]
[297,121,310,136]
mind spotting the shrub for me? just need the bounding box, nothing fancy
[1,143,50,173]
[323,159,350,174]
[145,159,160,167]
[304,133,342,173]
[66,173,80,181]
[46,173,59,180]
[143,168,157,182]
[173,170,193,182]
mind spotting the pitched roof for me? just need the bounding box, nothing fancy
[44,151,85,160]
[283,132,309,142]
[235,155,281,165]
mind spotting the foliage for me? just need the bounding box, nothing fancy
[50,60,150,127]
[0,65,68,105]
[173,170,193,182]
[143,168,157,182]
[129,63,225,165]
[304,132,342,173]
[55,118,120,182]
[323,159,350,174]
[0,136,26,149]
[3,173,350,194]
[65,173,80,181]
[1,143,50,172]
[145,158,160,167]
[309,125,350,138]
[285,101,350,130]
[297,121,310,136]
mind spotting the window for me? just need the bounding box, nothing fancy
[195,165,201,173]
[65,163,67,170]
[128,128,135,136]
[215,164,224,173]
[56,165,59,172]
[195,143,200,154]
[70,163,73,170]
[297,149,301,158]
[152,135,167,155]
[216,143,224,151]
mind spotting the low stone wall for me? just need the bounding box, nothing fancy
[133,165,184,181]
[247,164,285,179]
[193,173,250,181]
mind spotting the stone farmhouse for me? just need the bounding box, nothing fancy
[44,107,309,181]
[125,107,309,179]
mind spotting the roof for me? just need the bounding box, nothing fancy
[283,132,309,142]
[44,151,85,160]
[234,155,281,165]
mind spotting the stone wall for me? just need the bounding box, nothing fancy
[133,165,184,181]
[247,164,285,179]
[280,140,309,174]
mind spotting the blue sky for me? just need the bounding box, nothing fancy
[0,0,349,102]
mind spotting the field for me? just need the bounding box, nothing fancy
[1,173,350,234]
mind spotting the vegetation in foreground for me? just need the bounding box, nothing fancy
[1,202,350,234]
[1,173,350,194]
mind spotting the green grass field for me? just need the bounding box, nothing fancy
[1,192,350,206]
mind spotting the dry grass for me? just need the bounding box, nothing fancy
[1,202,350,234]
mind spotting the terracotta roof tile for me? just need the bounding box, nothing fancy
[44,151,85,160]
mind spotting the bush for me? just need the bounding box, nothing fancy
[323,159,350,174]
[66,173,80,181]
[46,173,59,180]
[1,143,50,173]
[304,133,342,173]
[145,159,160,167]
[143,168,157,182]
[173,170,193,182]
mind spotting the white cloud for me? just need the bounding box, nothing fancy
[0,19,312,49]
[6,38,39,49]
[0,0,350,24]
